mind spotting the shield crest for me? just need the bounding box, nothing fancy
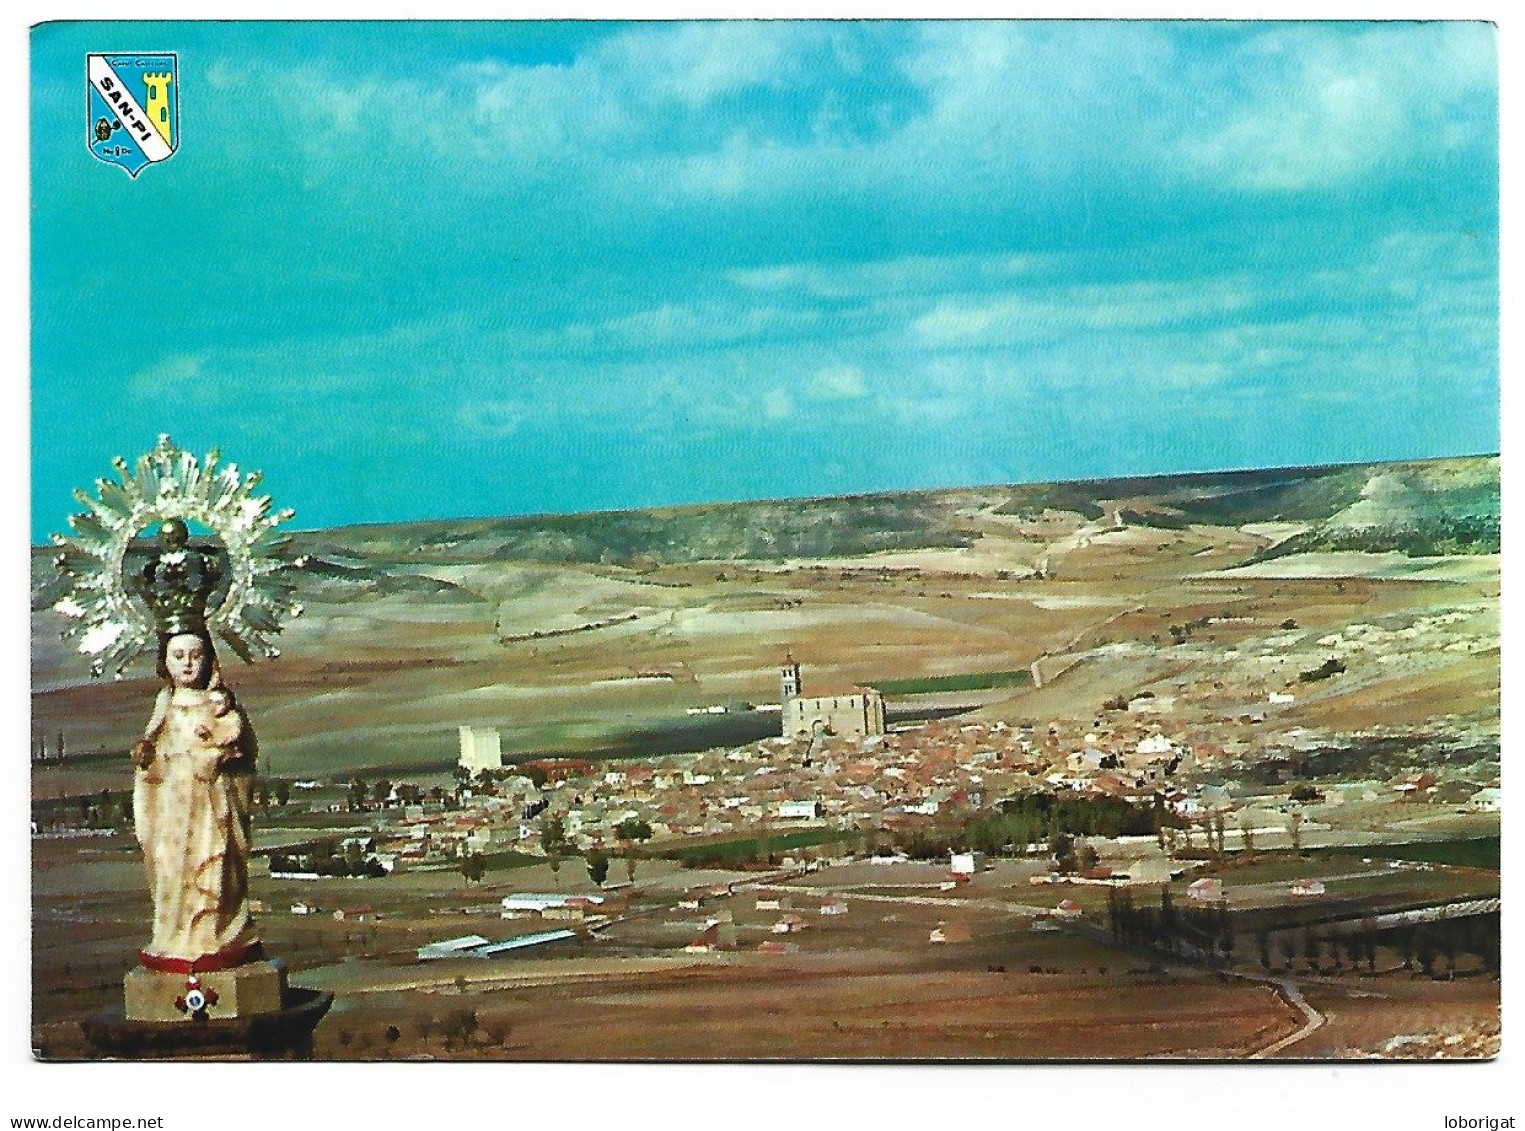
[87,53,178,177]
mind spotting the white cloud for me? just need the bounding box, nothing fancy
[461,399,530,438]
[1179,23,1496,192]
[809,365,868,401]
[728,253,1039,300]
[229,22,1494,218]
[554,302,824,354]
[130,353,206,396]
[761,389,794,421]
[597,23,810,108]
[911,277,1257,348]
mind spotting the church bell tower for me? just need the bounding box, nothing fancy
[780,651,801,705]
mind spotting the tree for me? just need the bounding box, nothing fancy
[614,818,653,843]
[1302,929,1320,973]
[1075,842,1100,873]
[756,817,775,865]
[1359,918,1379,974]
[274,779,291,807]
[548,853,563,887]
[1415,929,1438,978]
[1287,811,1303,854]
[1437,930,1457,979]
[1012,813,1033,856]
[1049,831,1075,873]
[624,854,638,885]
[1397,927,1416,972]
[461,852,485,885]
[586,849,610,888]
[1239,816,1255,858]
[541,814,568,855]
[1481,915,1501,978]
[443,1007,479,1050]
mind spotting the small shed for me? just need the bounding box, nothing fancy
[929,922,972,944]
[1188,877,1224,903]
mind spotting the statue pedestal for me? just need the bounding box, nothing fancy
[125,958,287,1021]
[79,960,332,1060]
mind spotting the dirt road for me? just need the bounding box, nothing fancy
[1250,978,1325,1058]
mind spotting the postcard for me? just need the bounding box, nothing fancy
[28,19,1499,1070]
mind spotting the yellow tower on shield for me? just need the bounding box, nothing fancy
[143,72,173,148]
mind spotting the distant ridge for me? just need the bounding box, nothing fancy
[31,454,1497,583]
[276,454,1499,570]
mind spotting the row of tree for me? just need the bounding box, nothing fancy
[1104,886,1501,981]
[1255,914,1500,978]
[1107,887,1237,964]
[861,795,1172,863]
[269,843,388,878]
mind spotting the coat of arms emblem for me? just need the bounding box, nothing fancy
[87,53,177,177]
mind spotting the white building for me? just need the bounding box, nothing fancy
[1469,788,1501,813]
[1200,784,1233,811]
[418,935,490,961]
[949,852,983,876]
[458,726,504,774]
[777,800,820,820]
[501,893,604,918]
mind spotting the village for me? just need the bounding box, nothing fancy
[228,628,1498,962]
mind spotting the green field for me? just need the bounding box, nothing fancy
[1313,837,1500,870]
[661,827,858,863]
[477,849,544,871]
[873,669,1031,695]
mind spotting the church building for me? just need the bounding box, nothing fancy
[778,653,886,740]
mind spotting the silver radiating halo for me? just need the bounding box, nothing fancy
[50,434,302,678]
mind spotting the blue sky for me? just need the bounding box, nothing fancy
[30,20,1497,540]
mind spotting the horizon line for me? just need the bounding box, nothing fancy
[35,447,1496,549]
